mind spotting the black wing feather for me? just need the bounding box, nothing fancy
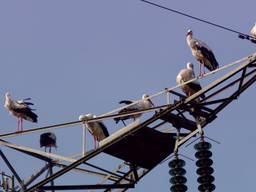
[198,46,219,71]
[119,100,133,105]
[114,108,137,123]
[23,102,34,106]
[188,82,205,99]
[98,122,109,137]
[13,107,38,122]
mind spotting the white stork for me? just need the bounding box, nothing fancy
[186,29,219,76]
[176,62,205,101]
[79,114,109,149]
[250,23,256,38]
[4,92,38,132]
[114,94,154,125]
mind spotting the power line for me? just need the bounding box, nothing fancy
[140,0,255,42]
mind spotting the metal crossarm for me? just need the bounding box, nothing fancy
[0,53,256,192]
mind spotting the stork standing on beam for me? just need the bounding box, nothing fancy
[79,114,109,149]
[114,94,155,126]
[4,92,38,132]
[176,62,205,102]
[186,29,219,76]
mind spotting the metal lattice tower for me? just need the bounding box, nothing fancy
[0,52,256,192]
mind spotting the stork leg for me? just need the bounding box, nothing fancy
[95,137,99,149]
[17,118,20,132]
[93,136,97,149]
[199,62,202,76]
[200,63,204,76]
[20,118,23,132]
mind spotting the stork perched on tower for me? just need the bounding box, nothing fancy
[186,29,219,76]
[40,132,57,153]
[4,92,38,132]
[176,62,205,102]
[114,94,155,126]
[79,114,109,149]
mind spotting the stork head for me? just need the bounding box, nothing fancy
[187,62,194,70]
[142,94,154,106]
[86,113,94,119]
[4,92,11,101]
[4,92,12,108]
[142,94,149,99]
[186,29,193,36]
[79,113,94,121]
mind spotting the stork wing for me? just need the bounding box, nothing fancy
[119,100,133,105]
[17,100,34,106]
[195,40,219,70]
[188,82,205,99]
[12,106,38,122]
[194,38,212,51]
[98,122,109,137]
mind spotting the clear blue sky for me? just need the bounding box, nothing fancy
[0,0,255,191]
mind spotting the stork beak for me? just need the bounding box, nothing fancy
[148,99,155,107]
[186,29,192,36]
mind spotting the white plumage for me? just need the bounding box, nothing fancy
[250,23,256,38]
[4,92,38,132]
[79,114,109,148]
[186,29,219,76]
[176,62,205,101]
[114,94,154,125]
